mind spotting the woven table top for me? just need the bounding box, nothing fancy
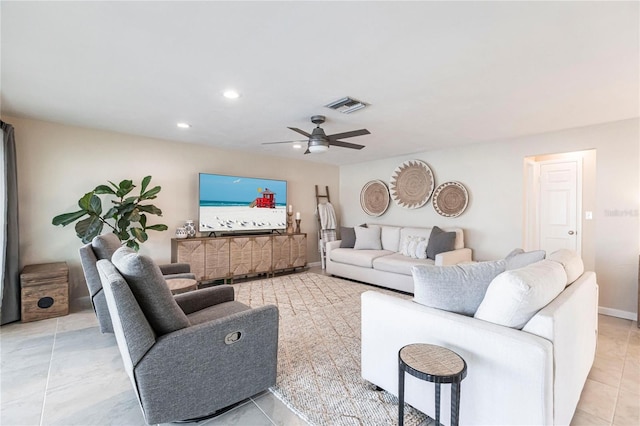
[400,343,466,379]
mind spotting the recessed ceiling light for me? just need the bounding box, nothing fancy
[177,122,191,129]
[223,90,240,99]
[292,143,302,149]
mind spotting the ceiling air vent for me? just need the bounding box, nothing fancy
[324,97,368,114]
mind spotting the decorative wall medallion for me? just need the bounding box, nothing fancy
[433,181,469,217]
[360,180,390,216]
[389,160,434,209]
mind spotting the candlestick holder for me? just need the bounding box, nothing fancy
[295,219,301,234]
[286,211,294,234]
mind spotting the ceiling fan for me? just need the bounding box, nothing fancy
[262,115,370,154]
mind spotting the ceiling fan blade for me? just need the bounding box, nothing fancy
[327,129,370,140]
[329,140,365,150]
[261,139,307,145]
[288,127,312,138]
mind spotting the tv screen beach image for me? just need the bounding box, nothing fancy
[199,174,287,232]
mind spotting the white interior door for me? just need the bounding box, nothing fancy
[538,160,581,254]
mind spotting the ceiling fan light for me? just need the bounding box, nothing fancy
[308,144,329,153]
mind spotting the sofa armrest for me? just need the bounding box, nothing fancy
[159,262,191,275]
[522,272,598,425]
[434,247,472,266]
[134,305,279,423]
[174,285,234,315]
[361,290,553,425]
[326,240,341,252]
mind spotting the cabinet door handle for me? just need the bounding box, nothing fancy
[568,230,575,235]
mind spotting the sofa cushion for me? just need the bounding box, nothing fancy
[112,246,190,335]
[426,226,457,260]
[474,259,566,329]
[354,225,382,250]
[505,248,546,270]
[412,260,507,316]
[92,233,122,260]
[373,253,435,276]
[330,247,392,268]
[547,249,584,285]
[339,227,356,248]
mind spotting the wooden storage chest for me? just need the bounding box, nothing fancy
[20,262,69,322]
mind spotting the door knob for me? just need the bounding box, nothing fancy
[568,230,575,235]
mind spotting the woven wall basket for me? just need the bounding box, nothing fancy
[360,180,390,216]
[389,159,434,209]
[432,181,469,217]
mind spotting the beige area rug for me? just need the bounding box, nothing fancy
[234,272,429,426]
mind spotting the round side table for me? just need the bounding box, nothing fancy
[398,343,467,426]
[166,278,198,295]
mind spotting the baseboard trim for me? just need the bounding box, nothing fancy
[598,306,637,321]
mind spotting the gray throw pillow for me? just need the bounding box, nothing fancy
[412,260,507,316]
[505,249,546,270]
[426,226,456,260]
[111,247,190,335]
[339,227,356,248]
[91,233,122,260]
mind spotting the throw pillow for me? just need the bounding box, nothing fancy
[412,260,507,316]
[504,249,546,270]
[474,259,566,329]
[415,238,429,260]
[339,227,356,248]
[407,237,420,259]
[547,249,584,286]
[353,225,382,250]
[112,246,190,335]
[400,235,414,257]
[426,226,456,260]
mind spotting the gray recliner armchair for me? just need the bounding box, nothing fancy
[96,246,279,424]
[79,233,195,333]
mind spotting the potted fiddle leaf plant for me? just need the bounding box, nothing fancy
[52,175,168,250]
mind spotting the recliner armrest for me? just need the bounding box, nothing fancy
[164,272,197,281]
[159,262,191,275]
[174,285,234,315]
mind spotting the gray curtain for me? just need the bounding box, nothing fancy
[1,120,20,324]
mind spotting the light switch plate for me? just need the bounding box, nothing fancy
[585,211,593,220]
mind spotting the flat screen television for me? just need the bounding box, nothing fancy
[199,173,287,234]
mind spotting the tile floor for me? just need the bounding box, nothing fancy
[1,279,638,426]
[0,297,307,426]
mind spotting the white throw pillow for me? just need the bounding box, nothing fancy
[412,260,506,316]
[547,249,584,286]
[407,237,420,259]
[354,226,382,250]
[474,260,566,329]
[415,238,428,260]
[400,235,414,257]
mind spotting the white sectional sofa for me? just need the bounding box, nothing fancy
[361,250,598,426]
[326,224,472,293]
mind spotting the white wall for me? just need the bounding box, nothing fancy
[7,116,339,300]
[340,118,639,318]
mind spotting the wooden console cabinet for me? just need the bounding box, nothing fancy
[171,233,307,283]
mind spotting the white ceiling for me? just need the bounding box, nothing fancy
[1,1,638,165]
